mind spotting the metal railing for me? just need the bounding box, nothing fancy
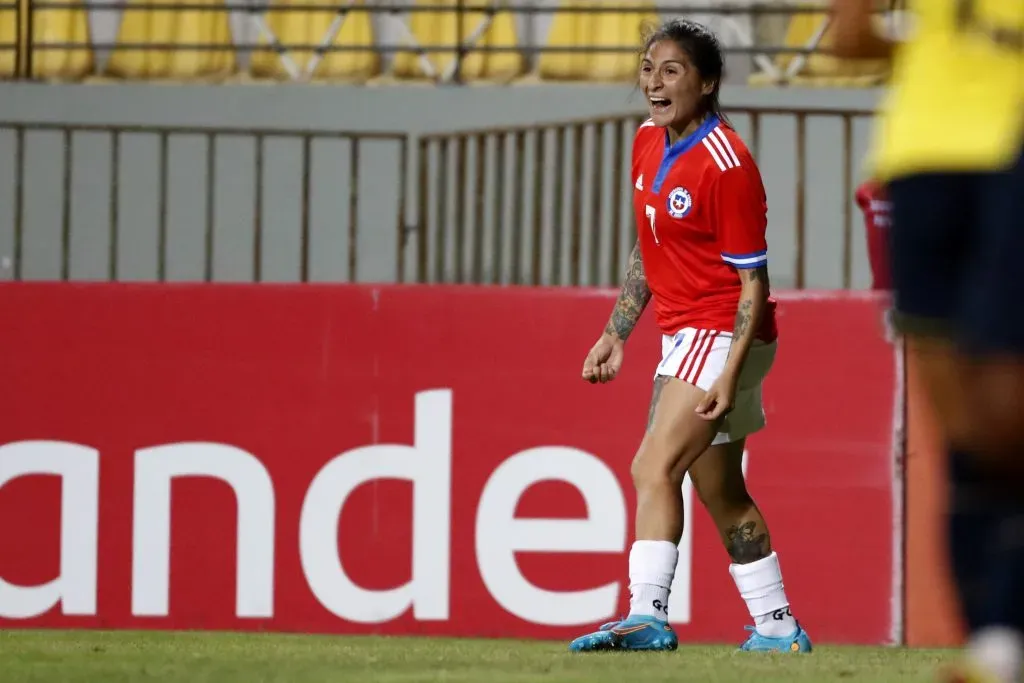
[0,105,877,288]
[1,122,407,282]
[3,1,904,83]
[416,105,875,289]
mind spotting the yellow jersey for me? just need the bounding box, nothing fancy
[871,0,1024,181]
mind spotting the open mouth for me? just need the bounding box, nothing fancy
[649,97,671,115]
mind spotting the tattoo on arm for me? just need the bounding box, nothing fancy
[725,265,769,362]
[731,299,753,341]
[604,241,651,341]
[748,265,770,286]
[725,521,770,564]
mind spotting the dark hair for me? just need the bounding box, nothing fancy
[641,19,729,125]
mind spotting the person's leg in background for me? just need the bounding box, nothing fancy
[946,450,1024,683]
[943,150,1024,683]
[889,159,1024,683]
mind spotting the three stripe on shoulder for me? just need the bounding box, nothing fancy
[702,126,742,172]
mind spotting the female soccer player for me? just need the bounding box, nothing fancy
[833,1,1024,681]
[568,19,811,654]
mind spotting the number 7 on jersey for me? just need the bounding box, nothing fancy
[645,204,659,245]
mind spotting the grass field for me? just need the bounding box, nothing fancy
[0,630,960,682]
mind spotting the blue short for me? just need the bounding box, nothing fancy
[887,146,1024,355]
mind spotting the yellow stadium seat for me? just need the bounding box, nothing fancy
[0,0,92,79]
[539,0,658,81]
[747,7,889,87]
[0,0,22,77]
[250,0,379,81]
[392,0,523,81]
[30,0,94,80]
[105,0,236,80]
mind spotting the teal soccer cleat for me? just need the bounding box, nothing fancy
[568,615,679,652]
[738,623,813,653]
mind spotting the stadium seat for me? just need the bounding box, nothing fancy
[249,0,379,81]
[105,0,236,80]
[747,6,889,87]
[29,0,94,80]
[391,0,523,81]
[0,0,21,77]
[538,0,657,81]
[0,0,93,79]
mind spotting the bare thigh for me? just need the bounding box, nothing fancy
[632,376,721,486]
[908,336,972,447]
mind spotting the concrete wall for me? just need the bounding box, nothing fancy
[0,83,883,288]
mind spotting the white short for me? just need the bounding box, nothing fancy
[654,327,777,445]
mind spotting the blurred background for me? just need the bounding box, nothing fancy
[0,0,907,291]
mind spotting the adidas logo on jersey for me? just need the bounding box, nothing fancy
[635,174,644,191]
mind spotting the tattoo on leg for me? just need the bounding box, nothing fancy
[647,376,669,431]
[725,521,770,564]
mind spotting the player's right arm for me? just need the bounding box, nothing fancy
[581,240,650,384]
[605,240,651,341]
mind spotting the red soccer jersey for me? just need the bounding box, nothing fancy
[631,116,778,342]
[854,180,892,291]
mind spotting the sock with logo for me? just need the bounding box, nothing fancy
[729,551,798,637]
[627,540,679,622]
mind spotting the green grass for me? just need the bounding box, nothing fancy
[0,630,957,682]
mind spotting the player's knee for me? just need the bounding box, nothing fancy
[957,364,1024,459]
[631,444,690,491]
[695,477,754,520]
[630,450,666,490]
[701,486,754,518]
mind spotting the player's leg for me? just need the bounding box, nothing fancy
[690,439,768,564]
[569,331,721,652]
[688,339,811,652]
[887,171,976,449]
[888,162,1024,683]
[956,145,1024,467]
[688,438,810,653]
[887,170,990,680]
[942,149,1024,683]
[943,451,1024,683]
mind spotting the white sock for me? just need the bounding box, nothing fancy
[627,540,678,622]
[967,627,1024,683]
[729,551,798,637]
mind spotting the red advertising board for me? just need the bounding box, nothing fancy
[0,283,898,644]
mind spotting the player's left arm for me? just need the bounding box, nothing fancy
[716,166,771,379]
[724,265,769,378]
[695,164,770,420]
